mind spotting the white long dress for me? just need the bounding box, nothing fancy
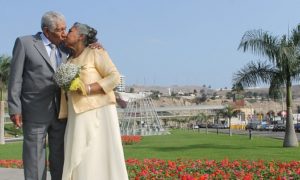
[62,97,128,180]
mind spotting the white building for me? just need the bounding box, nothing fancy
[116,75,126,92]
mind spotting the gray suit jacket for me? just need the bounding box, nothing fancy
[8,32,68,123]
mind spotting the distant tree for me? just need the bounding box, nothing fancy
[214,110,223,135]
[269,88,282,100]
[253,92,258,99]
[200,94,207,102]
[210,92,218,100]
[232,82,244,93]
[220,105,239,136]
[225,92,233,99]
[194,94,207,104]
[171,91,176,97]
[259,92,268,100]
[161,118,170,126]
[195,112,212,134]
[150,90,160,100]
[0,55,11,100]
[129,87,135,93]
[244,91,253,98]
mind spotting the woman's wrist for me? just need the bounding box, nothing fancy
[88,84,91,95]
[85,84,91,95]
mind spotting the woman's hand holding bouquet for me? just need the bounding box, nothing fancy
[53,63,87,95]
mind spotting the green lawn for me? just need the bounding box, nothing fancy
[0,141,23,160]
[124,130,300,161]
[1,130,300,161]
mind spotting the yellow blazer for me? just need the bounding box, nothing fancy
[59,48,120,118]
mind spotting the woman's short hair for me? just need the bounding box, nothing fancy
[73,22,98,46]
[41,11,65,32]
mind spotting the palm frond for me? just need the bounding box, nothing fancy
[0,55,11,86]
[268,73,284,99]
[291,24,300,46]
[238,30,279,63]
[233,61,277,87]
[277,44,300,79]
[221,105,239,118]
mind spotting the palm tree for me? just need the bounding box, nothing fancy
[195,112,212,134]
[0,55,11,100]
[220,105,239,136]
[214,110,222,135]
[233,25,300,147]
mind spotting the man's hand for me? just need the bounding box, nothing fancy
[10,114,23,128]
[88,42,103,49]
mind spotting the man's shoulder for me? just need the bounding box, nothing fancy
[16,33,41,42]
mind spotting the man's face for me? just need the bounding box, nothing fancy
[44,20,67,46]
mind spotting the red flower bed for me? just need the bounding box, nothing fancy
[121,135,142,145]
[126,158,300,179]
[2,158,300,179]
[0,160,23,168]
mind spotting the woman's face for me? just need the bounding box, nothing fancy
[64,26,81,48]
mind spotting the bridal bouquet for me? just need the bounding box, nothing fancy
[54,63,87,95]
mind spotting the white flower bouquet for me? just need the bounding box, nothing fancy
[53,63,86,95]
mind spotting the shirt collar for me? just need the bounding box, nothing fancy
[40,33,52,46]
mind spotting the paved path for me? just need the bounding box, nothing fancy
[0,168,51,180]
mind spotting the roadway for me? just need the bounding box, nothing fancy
[195,128,300,140]
[117,104,225,112]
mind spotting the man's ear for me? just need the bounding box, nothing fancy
[43,27,50,37]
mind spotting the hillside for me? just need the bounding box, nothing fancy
[127,84,300,114]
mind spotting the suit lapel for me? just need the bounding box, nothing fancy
[60,50,68,63]
[33,32,54,70]
[58,43,69,63]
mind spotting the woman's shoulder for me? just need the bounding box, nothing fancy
[92,48,111,60]
[87,47,107,55]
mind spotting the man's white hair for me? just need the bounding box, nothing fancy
[41,11,65,32]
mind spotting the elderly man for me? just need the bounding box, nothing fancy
[8,11,68,180]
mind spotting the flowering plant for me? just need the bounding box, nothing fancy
[2,158,300,179]
[121,135,142,145]
[53,63,86,95]
[125,158,300,179]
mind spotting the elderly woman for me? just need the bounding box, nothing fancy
[61,22,128,180]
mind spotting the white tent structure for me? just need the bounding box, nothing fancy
[120,97,168,136]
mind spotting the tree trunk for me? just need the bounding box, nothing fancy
[0,101,5,144]
[283,82,298,147]
[0,88,2,101]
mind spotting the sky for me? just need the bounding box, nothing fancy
[1,0,300,89]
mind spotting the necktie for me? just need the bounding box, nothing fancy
[49,44,57,71]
